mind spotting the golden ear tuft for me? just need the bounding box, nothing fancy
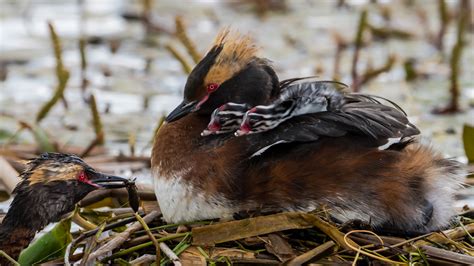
[28,163,83,185]
[212,29,259,68]
[205,29,259,85]
[213,28,232,47]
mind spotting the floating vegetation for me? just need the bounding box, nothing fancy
[463,124,474,163]
[367,24,414,41]
[36,22,70,123]
[331,31,349,81]
[17,121,56,152]
[79,37,89,97]
[175,16,202,64]
[140,0,172,36]
[358,54,396,89]
[350,10,397,92]
[403,58,418,82]
[165,15,203,74]
[165,44,193,74]
[351,9,368,92]
[433,0,450,51]
[10,207,474,264]
[89,93,104,145]
[80,93,105,157]
[433,0,470,114]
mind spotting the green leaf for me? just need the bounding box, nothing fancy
[463,124,474,163]
[0,129,14,140]
[80,208,114,226]
[30,126,56,152]
[18,217,72,265]
[18,121,56,152]
[113,258,131,265]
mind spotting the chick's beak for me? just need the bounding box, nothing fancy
[91,172,129,189]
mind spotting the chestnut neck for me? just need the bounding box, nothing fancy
[152,114,209,171]
[151,113,245,183]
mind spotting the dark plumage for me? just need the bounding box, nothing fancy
[0,153,130,263]
[152,30,465,236]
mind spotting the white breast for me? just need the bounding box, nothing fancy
[152,166,235,223]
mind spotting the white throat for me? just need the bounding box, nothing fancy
[152,165,235,223]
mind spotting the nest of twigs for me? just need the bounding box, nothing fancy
[44,203,474,265]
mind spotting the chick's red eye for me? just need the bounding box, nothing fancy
[207,83,219,93]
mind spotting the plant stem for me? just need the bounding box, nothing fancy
[36,22,69,123]
[351,9,368,92]
[165,44,193,74]
[175,16,201,63]
[104,232,189,261]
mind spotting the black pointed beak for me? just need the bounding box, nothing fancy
[166,100,198,122]
[91,172,129,189]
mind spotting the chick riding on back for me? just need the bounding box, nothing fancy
[152,30,465,236]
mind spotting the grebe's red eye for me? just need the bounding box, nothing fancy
[207,83,219,93]
[78,171,87,182]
